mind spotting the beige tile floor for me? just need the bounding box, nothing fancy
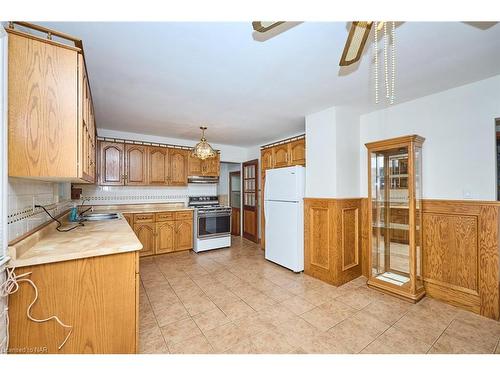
[139,236,500,354]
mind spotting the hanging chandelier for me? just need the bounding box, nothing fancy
[192,126,216,160]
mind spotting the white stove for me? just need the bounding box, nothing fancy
[188,196,232,252]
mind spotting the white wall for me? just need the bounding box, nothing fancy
[217,162,241,196]
[305,107,336,197]
[98,128,250,163]
[360,75,500,200]
[305,106,360,198]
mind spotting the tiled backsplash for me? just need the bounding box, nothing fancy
[74,183,218,206]
[7,178,72,242]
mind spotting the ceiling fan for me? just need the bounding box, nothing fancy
[252,21,385,66]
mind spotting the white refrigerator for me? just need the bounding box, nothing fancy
[264,165,305,272]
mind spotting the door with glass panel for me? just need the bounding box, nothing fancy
[242,159,258,242]
[230,171,241,236]
[366,135,425,302]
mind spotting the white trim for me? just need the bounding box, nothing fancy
[0,27,7,260]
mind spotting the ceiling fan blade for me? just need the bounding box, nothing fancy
[339,21,373,66]
[252,21,285,33]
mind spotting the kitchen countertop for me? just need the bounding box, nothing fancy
[8,214,143,268]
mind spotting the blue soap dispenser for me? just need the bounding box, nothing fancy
[69,203,79,222]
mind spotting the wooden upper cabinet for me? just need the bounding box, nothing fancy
[148,147,169,185]
[98,141,124,185]
[188,153,220,176]
[289,139,306,166]
[8,29,96,182]
[273,144,289,168]
[175,220,193,251]
[261,148,274,170]
[203,154,220,177]
[125,145,148,185]
[188,153,203,176]
[8,31,79,179]
[169,149,189,186]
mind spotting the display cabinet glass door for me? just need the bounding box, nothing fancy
[366,135,425,302]
[371,147,411,287]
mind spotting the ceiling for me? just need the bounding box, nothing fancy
[39,22,500,147]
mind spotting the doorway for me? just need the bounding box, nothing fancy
[229,171,241,236]
[242,159,259,243]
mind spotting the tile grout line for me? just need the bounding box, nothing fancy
[138,268,171,354]
[425,317,455,354]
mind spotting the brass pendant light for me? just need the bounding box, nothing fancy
[192,126,216,160]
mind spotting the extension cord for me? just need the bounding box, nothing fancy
[0,267,73,351]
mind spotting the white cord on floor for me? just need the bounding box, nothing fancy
[0,267,73,351]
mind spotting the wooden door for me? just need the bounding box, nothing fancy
[203,154,220,176]
[261,148,274,170]
[98,141,125,185]
[148,147,169,185]
[134,223,155,257]
[175,220,193,251]
[8,32,79,178]
[230,171,241,236]
[242,160,259,243]
[125,145,148,185]
[273,144,289,168]
[289,139,306,166]
[169,149,188,186]
[156,221,176,254]
[188,154,203,176]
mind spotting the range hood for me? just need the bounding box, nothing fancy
[188,176,219,184]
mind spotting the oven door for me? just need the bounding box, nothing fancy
[197,212,231,239]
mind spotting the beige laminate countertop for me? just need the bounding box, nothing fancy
[8,215,143,268]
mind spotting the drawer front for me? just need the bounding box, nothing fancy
[175,211,193,221]
[133,213,154,223]
[155,212,175,222]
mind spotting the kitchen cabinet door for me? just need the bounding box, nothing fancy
[169,149,188,186]
[273,144,289,168]
[156,221,176,254]
[133,223,155,257]
[188,153,203,176]
[175,220,193,251]
[98,141,125,185]
[8,31,79,179]
[261,148,274,170]
[203,153,220,176]
[123,213,133,227]
[289,139,306,166]
[125,145,148,185]
[148,147,169,185]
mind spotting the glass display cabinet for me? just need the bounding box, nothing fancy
[365,135,425,302]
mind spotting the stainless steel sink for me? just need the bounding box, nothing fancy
[81,212,121,221]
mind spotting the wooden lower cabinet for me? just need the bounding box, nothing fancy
[304,198,364,286]
[175,220,193,251]
[8,252,139,354]
[133,223,155,257]
[156,221,176,254]
[130,210,193,256]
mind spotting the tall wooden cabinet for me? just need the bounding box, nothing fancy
[7,25,96,183]
[366,135,425,302]
[260,136,306,249]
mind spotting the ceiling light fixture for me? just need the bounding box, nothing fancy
[192,126,216,160]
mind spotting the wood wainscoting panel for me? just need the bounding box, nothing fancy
[304,198,362,286]
[421,200,499,320]
[341,207,359,271]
